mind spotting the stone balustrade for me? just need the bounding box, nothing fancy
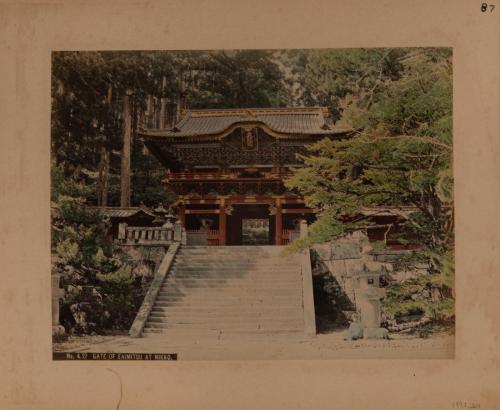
[118,221,183,245]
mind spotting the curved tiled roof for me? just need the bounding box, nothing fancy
[140,107,353,138]
[86,207,157,219]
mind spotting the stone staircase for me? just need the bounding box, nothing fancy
[142,245,313,338]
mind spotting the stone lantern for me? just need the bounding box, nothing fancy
[153,204,168,225]
[51,272,66,339]
[163,209,176,229]
[354,261,390,339]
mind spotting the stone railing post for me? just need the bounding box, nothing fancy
[181,227,187,245]
[118,222,128,241]
[173,220,182,242]
[299,219,308,239]
[298,219,316,336]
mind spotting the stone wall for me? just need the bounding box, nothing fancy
[311,232,393,338]
[311,231,437,337]
[116,245,167,281]
[312,231,391,310]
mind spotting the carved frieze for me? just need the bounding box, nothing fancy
[158,127,315,168]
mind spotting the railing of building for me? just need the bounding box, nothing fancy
[185,228,299,246]
[117,222,300,246]
[185,229,220,246]
[281,229,301,245]
[207,229,220,246]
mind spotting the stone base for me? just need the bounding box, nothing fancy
[363,327,390,340]
[52,325,67,342]
[343,322,364,341]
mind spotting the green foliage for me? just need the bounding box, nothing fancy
[53,195,112,263]
[97,264,134,288]
[130,146,176,207]
[92,248,118,273]
[96,265,137,328]
[55,238,81,265]
[52,166,143,333]
[286,48,453,254]
[383,275,454,322]
[303,48,407,122]
[430,298,455,320]
[286,48,455,326]
[51,164,93,201]
[428,250,455,290]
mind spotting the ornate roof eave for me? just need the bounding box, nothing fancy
[186,107,331,117]
[139,121,353,143]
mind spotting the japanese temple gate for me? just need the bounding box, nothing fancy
[139,107,353,246]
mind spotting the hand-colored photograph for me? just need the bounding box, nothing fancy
[51,48,454,359]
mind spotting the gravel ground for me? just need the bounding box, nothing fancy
[53,330,454,360]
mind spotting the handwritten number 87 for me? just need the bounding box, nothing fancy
[481,3,495,12]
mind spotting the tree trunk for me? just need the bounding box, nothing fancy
[160,76,167,128]
[96,146,110,206]
[120,92,132,207]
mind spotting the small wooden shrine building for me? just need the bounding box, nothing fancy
[139,107,354,246]
[87,206,159,239]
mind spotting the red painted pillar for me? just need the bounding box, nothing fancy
[219,205,226,246]
[178,203,185,228]
[275,200,283,245]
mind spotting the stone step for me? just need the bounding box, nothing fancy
[156,293,303,301]
[170,264,299,270]
[149,305,303,313]
[155,293,302,301]
[175,256,297,261]
[153,302,303,309]
[160,280,302,293]
[153,293,303,301]
[150,307,303,314]
[174,261,294,265]
[158,286,302,298]
[143,327,305,335]
[147,318,304,326]
[176,249,293,253]
[141,328,305,337]
[163,277,302,284]
[155,295,302,307]
[167,276,300,282]
[175,250,295,255]
[177,251,300,256]
[176,257,294,260]
[144,322,304,331]
[162,283,302,289]
[166,276,300,282]
[151,307,303,314]
[179,246,289,251]
[165,279,301,285]
[174,253,297,258]
[167,273,299,280]
[163,282,301,289]
[156,294,303,301]
[168,271,300,278]
[170,265,298,271]
[146,315,303,324]
[133,244,308,338]
[153,301,303,310]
